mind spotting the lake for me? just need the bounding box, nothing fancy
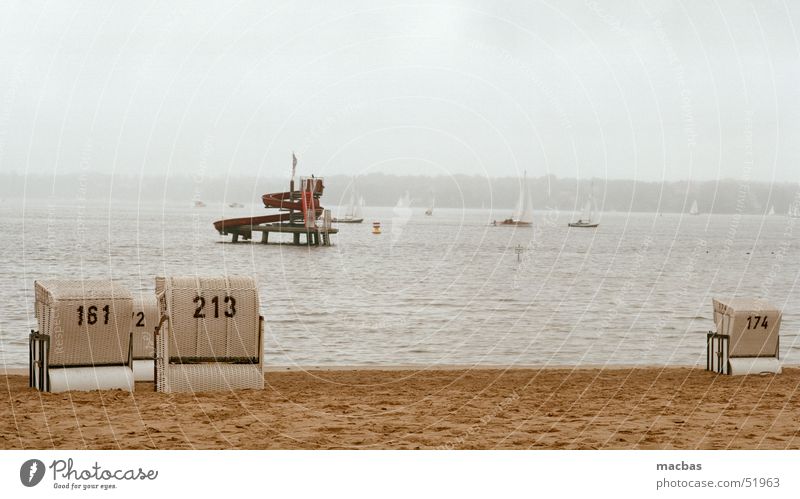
[0,198,797,368]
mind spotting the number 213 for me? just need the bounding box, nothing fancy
[193,295,236,318]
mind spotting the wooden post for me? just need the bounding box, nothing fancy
[232,233,239,243]
[293,233,300,245]
[261,232,269,244]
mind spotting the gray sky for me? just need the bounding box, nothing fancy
[0,0,798,182]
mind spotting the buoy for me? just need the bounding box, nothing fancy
[372,221,381,234]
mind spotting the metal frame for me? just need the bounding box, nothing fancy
[29,330,50,392]
[706,331,730,375]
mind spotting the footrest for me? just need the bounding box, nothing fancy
[728,357,782,376]
[48,366,135,393]
[133,360,155,382]
[160,363,263,393]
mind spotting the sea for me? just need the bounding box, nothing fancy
[1,198,798,369]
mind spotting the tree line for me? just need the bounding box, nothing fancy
[1,171,797,214]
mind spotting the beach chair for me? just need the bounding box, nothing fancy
[154,276,264,392]
[29,280,134,392]
[707,298,781,375]
[131,294,159,381]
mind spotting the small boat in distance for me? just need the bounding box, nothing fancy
[499,171,533,226]
[332,190,364,223]
[228,202,244,208]
[569,219,599,228]
[689,199,700,215]
[194,200,206,208]
[569,187,599,228]
[425,193,434,216]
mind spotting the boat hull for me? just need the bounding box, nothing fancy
[568,222,599,228]
[332,218,364,224]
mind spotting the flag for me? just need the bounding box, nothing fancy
[291,152,297,179]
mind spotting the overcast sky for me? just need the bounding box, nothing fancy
[0,0,798,182]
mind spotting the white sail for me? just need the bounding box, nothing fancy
[690,200,699,215]
[392,192,412,242]
[512,184,524,221]
[519,174,533,224]
[570,188,597,226]
[395,192,411,211]
[768,205,775,216]
[344,192,357,219]
[355,196,365,219]
[580,199,593,222]
[790,199,800,218]
[500,171,533,225]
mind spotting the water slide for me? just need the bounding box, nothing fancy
[212,179,325,236]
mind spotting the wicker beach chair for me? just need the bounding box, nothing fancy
[131,294,158,381]
[154,276,264,392]
[707,298,781,375]
[30,279,135,392]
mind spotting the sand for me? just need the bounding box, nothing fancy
[2,367,800,449]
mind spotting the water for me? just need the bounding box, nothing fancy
[1,198,798,369]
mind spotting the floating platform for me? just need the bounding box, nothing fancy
[221,222,338,246]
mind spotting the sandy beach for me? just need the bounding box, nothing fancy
[2,367,799,449]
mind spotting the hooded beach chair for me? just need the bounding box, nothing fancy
[154,276,264,392]
[29,279,134,392]
[707,298,781,375]
[131,293,159,381]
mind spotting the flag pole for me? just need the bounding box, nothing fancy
[290,151,297,193]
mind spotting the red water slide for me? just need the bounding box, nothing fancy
[212,178,325,235]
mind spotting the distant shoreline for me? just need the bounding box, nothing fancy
[2,173,798,215]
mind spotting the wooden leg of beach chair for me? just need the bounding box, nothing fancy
[29,330,34,388]
[153,314,169,392]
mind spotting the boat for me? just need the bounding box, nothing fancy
[768,205,775,216]
[425,193,434,216]
[372,221,382,234]
[499,172,533,226]
[689,199,700,215]
[789,199,800,219]
[228,202,244,208]
[332,189,364,223]
[569,220,599,228]
[568,188,599,228]
[194,200,206,208]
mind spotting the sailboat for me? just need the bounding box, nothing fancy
[768,205,775,216]
[568,191,599,228]
[789,198,800,219]
[425,193,434,216]
[499,172,533,226]
[689,200,700,215]
[332,191,364,223]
